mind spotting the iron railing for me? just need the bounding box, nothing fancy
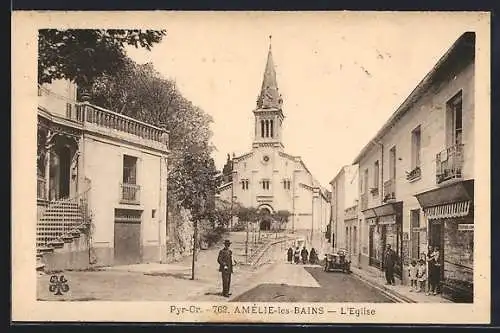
[436,144,464,184]
[406,166,421,181]
[120,183,141,204]
[383,178,396,202]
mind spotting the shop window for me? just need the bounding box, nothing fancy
[443,219,473,295]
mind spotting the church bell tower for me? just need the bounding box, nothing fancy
[252,36,285,149]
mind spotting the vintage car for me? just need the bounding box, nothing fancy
[324,250,351,273]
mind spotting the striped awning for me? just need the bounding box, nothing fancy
[424,201,471,220]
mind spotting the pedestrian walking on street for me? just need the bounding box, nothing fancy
[294,247,300,264]
[287,247,293,263]
[408,260,418,292]
[309,248,318,264]
[383,244,397,285]
[217,239,234,297]
[416,259,427,292]
[301,246,309,264]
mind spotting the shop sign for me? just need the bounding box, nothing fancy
[378,215,396,225]
[367,217,377,226]
[412,226,427,232]
[458,224,474,231]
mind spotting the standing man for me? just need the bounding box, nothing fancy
[217,239,233,297]
[383,244,397,285]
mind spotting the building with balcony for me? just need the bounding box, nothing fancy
[329,165,359,263]
[217,39,330,253]
[352,32,475,302]
[36,79,170,271]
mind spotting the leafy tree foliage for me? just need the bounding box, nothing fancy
[89,58,218,231]
[38,29,166,86]
[273,210,291,230]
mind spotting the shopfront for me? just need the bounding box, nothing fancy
[415,179,474,303]
[363,202,403,279]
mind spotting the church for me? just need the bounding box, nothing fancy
[218,38,330,250]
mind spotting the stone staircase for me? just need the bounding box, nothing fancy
[36,192,91,271]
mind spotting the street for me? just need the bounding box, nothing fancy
[37,232,393,303]
[232,264,393,302]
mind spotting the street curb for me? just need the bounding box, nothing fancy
[350,271,416,303]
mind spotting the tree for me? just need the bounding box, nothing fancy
[38,29,166,87]
[273,210,291,231]
[89,57,220,249]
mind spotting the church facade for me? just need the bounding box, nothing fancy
[218,40,330,250]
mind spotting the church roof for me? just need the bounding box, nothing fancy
[256,36,283,110]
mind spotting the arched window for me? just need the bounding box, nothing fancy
[265,120,269,137]
[270,120,274,138]
[261,120,265,138]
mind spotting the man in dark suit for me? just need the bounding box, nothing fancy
[217,239,233,297]
[384,244,398,285]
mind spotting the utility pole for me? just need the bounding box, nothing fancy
[191,218,198,280]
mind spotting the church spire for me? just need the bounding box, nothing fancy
[256,35,283,109]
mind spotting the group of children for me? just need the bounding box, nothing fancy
[407,246,441,295]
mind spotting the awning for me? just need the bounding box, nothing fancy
[361,208,377,218]
[373,201,403,218]
[415,179,474,208]
[424,201,471,220]
[378,214,397,225]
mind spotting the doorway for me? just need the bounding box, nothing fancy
[259,207,272,230]
[58,146,71,199]
[429,220,445,280]
[114,209,142,265]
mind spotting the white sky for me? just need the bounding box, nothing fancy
[125,12,484,187]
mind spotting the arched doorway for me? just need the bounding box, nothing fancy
[259,207,272,231]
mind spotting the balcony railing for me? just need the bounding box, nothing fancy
[436,144,464,184]
[406,166,421,182]
[120,183,141,204]
[383,178,396,202]
[360,193,368,210]
[37,176,47,200]
[72,103,169,148]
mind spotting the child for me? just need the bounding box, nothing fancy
[416,258,427,293]
[408,260,418,292]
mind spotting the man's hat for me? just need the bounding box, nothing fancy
[224,239,231,245]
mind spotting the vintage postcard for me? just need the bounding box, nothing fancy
[12,11,491,324]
